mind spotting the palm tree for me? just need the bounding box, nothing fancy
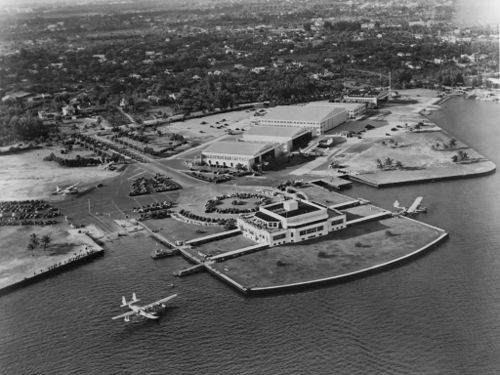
[376,158,384,169]
[29,233,39,249]
[449,138,457,149]
[384,157,393,167]
[40,235,52,251]
[27,242,36,256]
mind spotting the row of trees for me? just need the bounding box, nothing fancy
[0,109,51,146]
[376,157,404,170]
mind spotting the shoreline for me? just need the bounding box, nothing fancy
[347,162,496,188]
[206,229,449,296]
[0,235,105,297]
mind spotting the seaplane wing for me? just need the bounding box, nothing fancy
[141,294,178,310]
[112,310,136,320]
[408,196,423,213]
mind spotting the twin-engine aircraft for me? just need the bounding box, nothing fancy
[112,292,177,322]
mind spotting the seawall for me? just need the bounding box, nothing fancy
[0,248,104,297]
[207,229,449,296]
[348,163,496,188]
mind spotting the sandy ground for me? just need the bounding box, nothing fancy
[0,223,101,289]
[0,148,118,200]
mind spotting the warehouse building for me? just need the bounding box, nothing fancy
[257,104,348,135]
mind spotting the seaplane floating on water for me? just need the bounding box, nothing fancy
[393,196,427,215]
[112,293,177,322]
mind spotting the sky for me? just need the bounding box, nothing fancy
[0,0,499,27]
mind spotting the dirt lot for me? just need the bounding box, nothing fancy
[0,148,118,200]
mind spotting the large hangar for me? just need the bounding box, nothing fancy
[257,104,348,135]
[242,125,312,152]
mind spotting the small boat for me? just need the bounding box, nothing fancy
[151,248,176,259]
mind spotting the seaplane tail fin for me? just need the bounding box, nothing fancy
[132,292,140,303]
[120,296,127,307]
[393,200,400,208]
[56,186,61,193]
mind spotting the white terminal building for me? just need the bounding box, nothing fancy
[257,104,348,135]
[237,199,347,247]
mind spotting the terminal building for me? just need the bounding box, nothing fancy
[257,104,348,135]
[201,141,279,170]
[237,199,347,246]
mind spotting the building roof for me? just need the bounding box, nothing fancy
[255,211,281,222]
[261,105,346,123]
[202,141,275,157]
[307,102,365,111]
[243,125,311,139]
[264,200,322,218]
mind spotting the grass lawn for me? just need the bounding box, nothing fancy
[211,216,444,289]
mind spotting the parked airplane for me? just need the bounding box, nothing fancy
[111,293,177,322]
[54,183,79,195]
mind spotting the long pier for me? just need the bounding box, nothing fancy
[173,264,205,277]
[185,229,241,246]
[210,243,269,262]
[345,211,392,226]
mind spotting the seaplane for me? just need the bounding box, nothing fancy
[112,293,177,322]
[54,183,79,195]
[393,196,427,216]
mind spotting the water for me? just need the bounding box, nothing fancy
[1,98,500,375]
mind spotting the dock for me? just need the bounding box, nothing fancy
[210,243,269,262]
[173,264,205,277]
[185,229,241,246]
[346,211,392,226]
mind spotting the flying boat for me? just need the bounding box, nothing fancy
[111,293,177,322]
